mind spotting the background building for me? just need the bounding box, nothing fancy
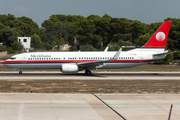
[18,37,31,52]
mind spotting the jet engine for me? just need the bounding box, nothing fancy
[61,64,79,73]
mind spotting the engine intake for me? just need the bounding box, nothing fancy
[61,64,79,73]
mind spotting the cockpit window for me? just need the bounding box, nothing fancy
[10,57,16,60]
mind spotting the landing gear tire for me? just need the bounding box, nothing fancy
[19,71,22,75]
[85,70,92,75]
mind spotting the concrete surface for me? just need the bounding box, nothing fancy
[0,93,122,120]
[0,71,180,80]
[0,93,180,120]
[98,94,180,120]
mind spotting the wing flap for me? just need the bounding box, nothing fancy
[77,48,122,69]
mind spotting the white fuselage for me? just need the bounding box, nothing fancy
[3,48,166,70]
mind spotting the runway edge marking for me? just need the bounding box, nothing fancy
[94,94,126,120]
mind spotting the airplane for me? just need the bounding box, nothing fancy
[3,21,173,75]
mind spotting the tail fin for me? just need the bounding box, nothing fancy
[142,21,171,48]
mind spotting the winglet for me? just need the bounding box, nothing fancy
[104,47,109,52]
[109,48,122,61]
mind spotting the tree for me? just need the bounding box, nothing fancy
[87,15,101,20]
[51,41,56,47]
[0,22,5,29]
[31,34,42,49]
[0,45,6,52]
[0,14,40,37]
[18,16,41,36]
[0,27,19,47]
[102,14,112,19]
[155,54,174,64]
[0,14,15,26]
[117,41,132,46]
[134,33,152,47]
[11,41,23,53]
[131,20,146,44]
[81,44,97,51]
[42,43,52,51]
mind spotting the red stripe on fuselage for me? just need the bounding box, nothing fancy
[3,59,159,64]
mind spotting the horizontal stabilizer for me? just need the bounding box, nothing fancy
[153,51,177,56]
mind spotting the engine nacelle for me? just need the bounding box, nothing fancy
[61,64,79,73]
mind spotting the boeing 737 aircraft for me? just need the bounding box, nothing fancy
[3,21,173,75]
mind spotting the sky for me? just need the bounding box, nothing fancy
[1,0,180,27]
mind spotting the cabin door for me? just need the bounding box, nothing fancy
[139,54,143,62]
[22,55,27,64]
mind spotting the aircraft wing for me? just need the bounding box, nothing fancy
[153,51,177,56]
[77,48,122,69]
[77,60,107,69]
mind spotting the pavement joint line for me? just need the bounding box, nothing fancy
[17,102,25,120]
[50,100,58,120]
[94,94,126,120]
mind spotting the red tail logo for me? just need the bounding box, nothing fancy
[142,21,171,48]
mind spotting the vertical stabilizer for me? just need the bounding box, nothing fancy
[142,21,171,48]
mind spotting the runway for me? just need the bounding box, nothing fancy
[0,93,179,120]
[0,71,180,80]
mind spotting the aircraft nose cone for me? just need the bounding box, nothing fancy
[2,60,8,66]
[2,60,5,65]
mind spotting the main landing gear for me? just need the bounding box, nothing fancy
[19,71,22,75]
[85,69,92,75]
